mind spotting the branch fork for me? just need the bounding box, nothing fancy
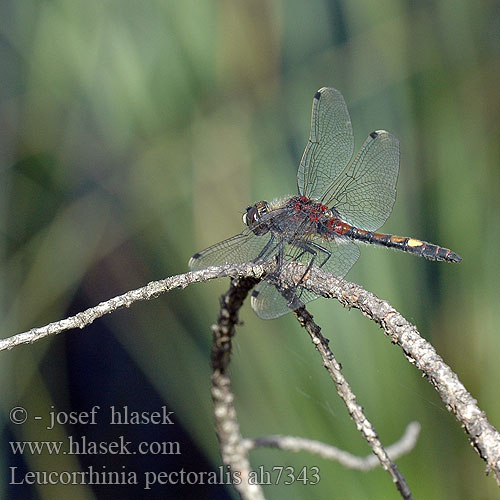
[3,262,500,498]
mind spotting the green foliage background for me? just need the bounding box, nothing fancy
[1,1,500,498]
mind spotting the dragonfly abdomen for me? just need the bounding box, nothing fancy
[346,227,462,263]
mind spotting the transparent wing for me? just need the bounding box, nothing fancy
[297,87,354,200]
[189,228,277,271]
[251,237,360,319]
[320,130,400,231]
[250,282,295,320]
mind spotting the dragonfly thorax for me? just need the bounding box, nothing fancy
[287,195,331,222]
[243,195,348,242]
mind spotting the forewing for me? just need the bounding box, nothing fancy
[189,228,276,271]
[298,87,354,200]
[251,236,360,319]
[321,130,400,231]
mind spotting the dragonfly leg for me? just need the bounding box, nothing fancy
[276,237,285,272]
[280,242,316,288]
[263,237,332,310]
[292,240,331,269]
[292,239,332,285]
[256,233,285,286]
[308,240,332,268]
[255,233,276,262]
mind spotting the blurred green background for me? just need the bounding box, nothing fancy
[1,0,500,498]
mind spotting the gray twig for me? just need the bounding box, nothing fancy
[211,277,264,500]
[242,421,421,470]
[294,306,412,498]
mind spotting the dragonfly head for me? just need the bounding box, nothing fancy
[243,201,270,234]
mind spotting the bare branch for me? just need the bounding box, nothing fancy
[293,305,412,498]
[0,262,270,352]
[3,260,500,485]
[242,421,421,471]
[211,278,413,499]
[211,277,265,500]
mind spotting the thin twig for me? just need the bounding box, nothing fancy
[294,306,412,499]
[210,277,265,500]
[242,421,421,470]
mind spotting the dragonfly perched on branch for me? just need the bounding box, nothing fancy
[190,87,461,319]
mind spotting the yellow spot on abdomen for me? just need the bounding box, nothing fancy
[407,238,423,247]
[390,235,406,243]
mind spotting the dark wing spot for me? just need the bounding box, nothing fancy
[369,131,378,139]
[191,252,201,259]
[251,290,260,298]
[314,91,322,100]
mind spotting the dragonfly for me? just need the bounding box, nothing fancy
[189,87,461,319]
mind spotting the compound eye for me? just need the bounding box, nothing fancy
[244,206,259,226]
[242,206,251,225]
